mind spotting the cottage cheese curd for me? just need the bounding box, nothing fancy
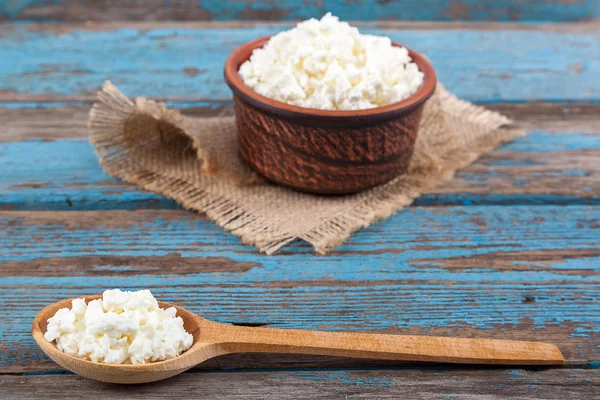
[44,289,193,364]
[238,13,424,111]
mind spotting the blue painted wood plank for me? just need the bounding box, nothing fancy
[1,206,598,371]
[4,208,599,284]
[1,126,598,210]
[0,24,598,104]
[1,0,598,22]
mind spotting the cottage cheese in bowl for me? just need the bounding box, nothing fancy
[238,13,424,111]
[43,289,193,364]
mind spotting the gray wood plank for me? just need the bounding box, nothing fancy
[0,368,597,399]
[2,103,599,142]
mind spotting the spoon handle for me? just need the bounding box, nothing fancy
[208,324,563,365]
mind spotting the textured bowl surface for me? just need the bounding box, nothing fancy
[225,36,437,194]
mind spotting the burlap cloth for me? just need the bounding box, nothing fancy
[89,81,523,254]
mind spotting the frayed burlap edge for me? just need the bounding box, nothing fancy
[89,81,524,254]
[89,82,294,254]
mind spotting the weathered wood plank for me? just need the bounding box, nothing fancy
[1,207,598,371]
[0,368,598,399]
[3,103,600,142]
[1,0,598,22]
[1,104,598,209]
[0,136,597,209]
[0,23,598,105]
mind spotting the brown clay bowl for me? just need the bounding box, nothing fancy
[225,36,437,194]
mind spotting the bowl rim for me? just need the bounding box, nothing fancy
[224,35,437,122]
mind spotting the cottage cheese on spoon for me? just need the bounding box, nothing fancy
[44,289,193,364]
[239,13,424,111]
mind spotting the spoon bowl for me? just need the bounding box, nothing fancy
[34,295,565,384]
[33,296,216,383]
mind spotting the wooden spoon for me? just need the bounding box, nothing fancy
[33,295,564,384]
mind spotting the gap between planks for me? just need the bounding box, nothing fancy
[3,20,600,32]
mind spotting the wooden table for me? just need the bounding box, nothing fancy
[1,3,599,398]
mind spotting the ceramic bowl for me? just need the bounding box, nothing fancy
[225,36,437,194]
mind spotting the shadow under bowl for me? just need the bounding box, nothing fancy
[225,36,437,194]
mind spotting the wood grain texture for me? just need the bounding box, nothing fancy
[1,106,597,209]
[2,368,598,400]
[1,207,598,372]
[1,0,598,22]
[1,23,599,105]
